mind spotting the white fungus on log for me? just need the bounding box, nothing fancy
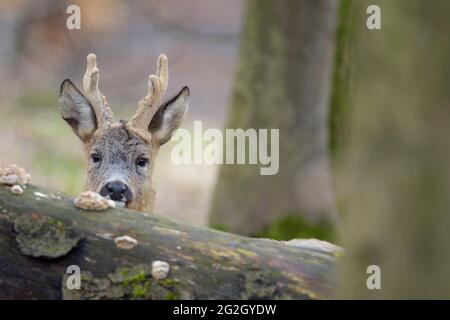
[0,164,31,186]
[151,260,170,280]
[10,185,23,194]
[284,238,344,254]
[33,192,49,198]
[74,191,115,211]
[114,235,138,250]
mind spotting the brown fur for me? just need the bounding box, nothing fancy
[59,54,189,213]
[83,124,156,211]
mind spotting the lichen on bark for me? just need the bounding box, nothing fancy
[14,212,84,259]
[62,264,195,300]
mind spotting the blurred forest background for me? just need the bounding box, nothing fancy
[1,0,450,298]
[0,0,244,226]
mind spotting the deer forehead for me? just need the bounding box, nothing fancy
[88,125,153,160]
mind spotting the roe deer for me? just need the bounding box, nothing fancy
[59,53,189,212]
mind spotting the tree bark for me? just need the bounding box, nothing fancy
[209,0,340,236]
[0,184,337,300]
[336,0,450,298]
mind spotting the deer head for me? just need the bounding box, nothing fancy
[59,53,189,212]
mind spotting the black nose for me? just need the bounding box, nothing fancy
[100,181,132,202]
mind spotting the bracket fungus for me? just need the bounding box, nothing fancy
[284,238,344,254]
[151,260,170,280]
[10,185,23,194]
[74,191,115,211]
[114,235,138,250]
[0,164,31,196]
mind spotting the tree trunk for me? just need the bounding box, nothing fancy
[0,184,337,299]
[209,0,340,236]
[336,0,450,298]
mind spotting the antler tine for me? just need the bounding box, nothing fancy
[157,54,168,95]
[129,54,169,132]
[83,53,114,130]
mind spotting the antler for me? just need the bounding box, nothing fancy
[83,53,114,130]
[129,54,169,132]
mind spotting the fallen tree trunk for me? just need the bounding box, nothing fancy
[0,184,337,300]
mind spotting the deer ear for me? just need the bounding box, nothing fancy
[149,86,189,145]
[59,79,98,142]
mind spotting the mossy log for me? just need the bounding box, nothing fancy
[0,184,337,300]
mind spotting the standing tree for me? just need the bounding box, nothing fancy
[336,0,450,298]
[210,0,340,237]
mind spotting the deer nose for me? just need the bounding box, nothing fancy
[100,181,132,202]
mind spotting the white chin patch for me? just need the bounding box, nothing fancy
[114,201,126,208]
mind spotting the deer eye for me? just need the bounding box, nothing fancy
[91,154,101,164]
[136,157,149,168]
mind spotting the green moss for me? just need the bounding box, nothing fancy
[164,292,179,300]
[158,278,177,287]
[256,215,334,242]
[110,265,182,300]
[62,260,189,300]
[131,282,151,299]
[123,271,147,286]
[65,265,156,300]
[211,224,229,232]
[329,0,357,159]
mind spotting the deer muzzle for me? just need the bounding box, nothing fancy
[99,180,133,205]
